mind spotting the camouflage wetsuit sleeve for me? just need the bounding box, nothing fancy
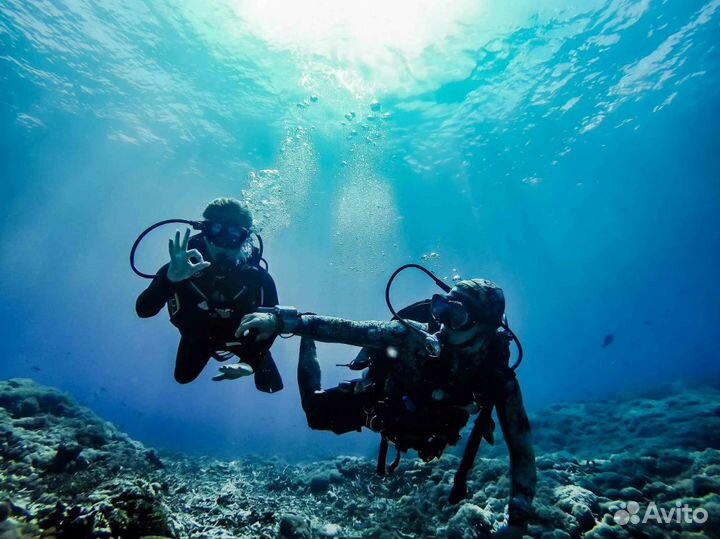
[494,369,537,526]
[135,263,172,318]
[291,315,418,350]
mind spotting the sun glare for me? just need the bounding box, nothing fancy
[235,0,482,63]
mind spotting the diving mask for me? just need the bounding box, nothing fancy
[201,221,250,249]
[431,294,472,331]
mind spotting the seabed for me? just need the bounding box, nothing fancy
[0,378,718,539]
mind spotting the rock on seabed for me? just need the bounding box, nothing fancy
[1,378,719,538]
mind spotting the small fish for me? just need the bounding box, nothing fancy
[602,334,615,348]
[30,365,41,372]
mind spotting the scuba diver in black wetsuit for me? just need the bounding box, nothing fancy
[238,268,536,536]
[134,197,283,392]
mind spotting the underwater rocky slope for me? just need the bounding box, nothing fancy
[0,378,718,539]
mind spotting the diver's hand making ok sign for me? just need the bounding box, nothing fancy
[166,228,211,282]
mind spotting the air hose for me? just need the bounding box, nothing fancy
[130,219,202,278]
[385,263,524,370]
[385,263,451,333]
[130,219,268,278]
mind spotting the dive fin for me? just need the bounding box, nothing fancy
[483,416,496,445]
[254,351,284,393]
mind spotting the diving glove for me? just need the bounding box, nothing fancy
[212,362,254,382]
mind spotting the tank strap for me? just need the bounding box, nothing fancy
[189,281,210,302]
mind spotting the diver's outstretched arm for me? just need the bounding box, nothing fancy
[293,315,416,349]
[239,311,418,350]
[495,370,537,529]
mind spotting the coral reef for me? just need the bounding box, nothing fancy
[1,378,718,538]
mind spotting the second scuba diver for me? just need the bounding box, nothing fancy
[135,197,283,392]
[237,266,537,535]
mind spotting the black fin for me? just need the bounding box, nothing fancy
[254,351,284,393]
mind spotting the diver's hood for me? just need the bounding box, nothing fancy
[450,279,505,329]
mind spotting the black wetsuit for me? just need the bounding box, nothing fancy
[136,235,283,392]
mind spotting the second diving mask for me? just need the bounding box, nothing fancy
[431,294,472,331]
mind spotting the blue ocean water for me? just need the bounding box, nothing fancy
[0,0,718,461]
